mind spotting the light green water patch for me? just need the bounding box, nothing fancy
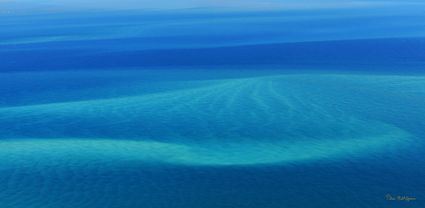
[0,73,421,166]
[0,123,410,167]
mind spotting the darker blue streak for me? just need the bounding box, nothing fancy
[1,38,425,72]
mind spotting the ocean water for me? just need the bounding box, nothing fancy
[1,2,425,208]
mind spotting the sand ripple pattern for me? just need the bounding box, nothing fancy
[0,74,419,166]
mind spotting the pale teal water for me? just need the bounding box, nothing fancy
[0,70,424,207]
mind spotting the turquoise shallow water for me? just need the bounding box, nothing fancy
[0,70,424,207]
[0,73,419,165]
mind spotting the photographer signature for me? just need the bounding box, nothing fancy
[386,194,416,202]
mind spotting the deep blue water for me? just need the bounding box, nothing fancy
[1,2,425,208]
